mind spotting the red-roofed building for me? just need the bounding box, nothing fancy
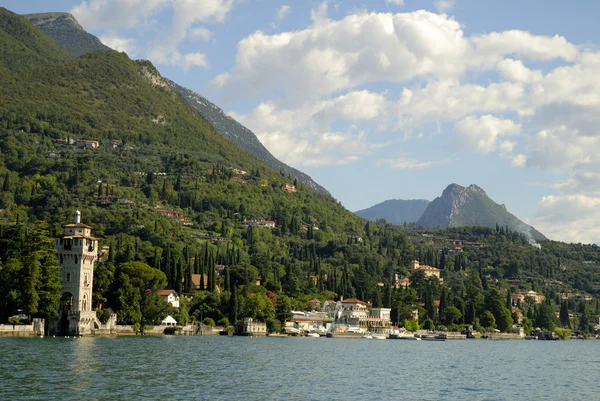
[157,289,179,308]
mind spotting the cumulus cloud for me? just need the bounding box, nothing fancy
[455,115,520,154]
[188,27,213,42]
[385,0,405,5]
[99,35,136,55]
[71,0,167,30]
[528,194,600,243]
[149,49,209,69]
[73,0,232,70]
[229,93,386,167]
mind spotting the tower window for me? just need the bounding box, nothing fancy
[60,254,63,263]
[74,256,78,264]
[66,273,70,282]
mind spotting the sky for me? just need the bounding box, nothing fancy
[4,0,600,244]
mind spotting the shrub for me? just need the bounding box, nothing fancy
[554,327,570,340]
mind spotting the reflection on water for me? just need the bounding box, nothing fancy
[1,337,600,400]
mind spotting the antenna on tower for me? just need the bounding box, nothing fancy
[74,210,81,224]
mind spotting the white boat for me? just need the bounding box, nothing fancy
[362,334,373,339]
[284,326,301,335]
[306,332,320,338]
[372,335,386,340]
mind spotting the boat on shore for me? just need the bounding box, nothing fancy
[372,335,386,340]
[306,332,320,338]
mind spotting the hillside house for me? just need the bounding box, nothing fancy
[284,184,297,193]
[241,220,276,229]
[410,260,442,283]
[230,176,247,184]
[75,139,100,149]
[107,139,122,149]
[512,291,545,305]
[190,274,220,293]
[157,289,180,308]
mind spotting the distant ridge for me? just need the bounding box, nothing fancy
[355,199,430,224]
[417,183,546,240]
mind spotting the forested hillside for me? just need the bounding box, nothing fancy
[0,7,599,337]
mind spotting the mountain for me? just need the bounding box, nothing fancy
[417,183,546,240]
[24,12,110,57]
[355,199,430,224]
[167,81,328,194]
[23,11,328,194]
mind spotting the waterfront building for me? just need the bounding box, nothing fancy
[53,210,102,335]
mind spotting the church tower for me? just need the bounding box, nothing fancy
[54,210,99,335]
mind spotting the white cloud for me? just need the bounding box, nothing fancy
[511,154,527,167]
[528,194,600,243]
[71,0,168,30]
[73,0,232,70]
[455,115,520,154]
[188,27,213,42]
[385,0,405,5]
[497,58,542,82]
[99,35,136,55]
[434,0,455,13]
[498,140,516,156]
[149,49,209,70]
[376,157,450,170]
[276,5,291,21]
[212,10,578,102]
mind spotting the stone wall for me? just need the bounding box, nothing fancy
[0,318,44,336]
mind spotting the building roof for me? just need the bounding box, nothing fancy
[61,235,99,241]
[162,315,177,324]
[341,298,366,304]
[64,223,93,229]
[157,289,177,296]
[416,264,440,271]
[308,298,321,304]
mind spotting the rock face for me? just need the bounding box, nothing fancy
[167,81,329,194]
[24,13,110,57]
[417,184,546,240]
[355,199,430,224]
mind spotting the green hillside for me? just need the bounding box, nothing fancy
[0,7,598,337]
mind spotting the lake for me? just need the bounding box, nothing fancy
[0,336,599,400]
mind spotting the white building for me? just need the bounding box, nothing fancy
[157,289,180,308]
[162,315,177,326]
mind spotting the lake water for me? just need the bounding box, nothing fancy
[1,336,599,400]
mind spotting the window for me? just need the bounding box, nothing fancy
[74,256,78,264]
[66,273,70,282]
[60,254,63,263]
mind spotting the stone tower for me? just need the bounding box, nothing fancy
[54,210,100,335]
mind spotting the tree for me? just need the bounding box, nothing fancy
[110,262,168,328]
[559,301,570,327]
[242,291,275,321]
[442,305,462,326]
[535,303,556,331]
[481,310,496,329]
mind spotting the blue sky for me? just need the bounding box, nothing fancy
[3,0,600,244]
